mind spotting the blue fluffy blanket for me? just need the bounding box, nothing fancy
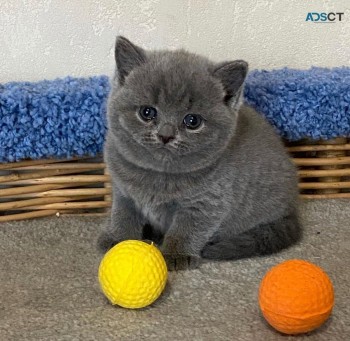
[0,76,110,162]
[1,67,349,163]
[245,67,350,141]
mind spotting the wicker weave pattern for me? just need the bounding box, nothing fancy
[286,137,350,199]
[0,156,110,222]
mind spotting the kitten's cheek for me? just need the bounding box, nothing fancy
[118,116,144,137]
[118,116,129,130]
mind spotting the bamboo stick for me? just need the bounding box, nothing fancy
[2,175,110,186]
[0,155,98,170]
[9,163,106,171]
[0,195,104,210]
[0,167,104,184]
[0,210,58,222]
[1,183,66,198]
[9,201,111,210]
[20,188,111,197]
[0,182,92,198]
[288,144,350,152]
[293,156,350,166]
[6,185,108,199]
[300,193,350,199]
[1,188,111,199]
[298,169,350,178]
[299,182,350,189]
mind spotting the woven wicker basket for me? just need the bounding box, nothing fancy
[0,155,111,222]
[1,137,349,222]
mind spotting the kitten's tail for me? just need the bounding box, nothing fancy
[201,211,302,260]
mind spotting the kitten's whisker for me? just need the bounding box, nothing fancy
[173,141,190,152]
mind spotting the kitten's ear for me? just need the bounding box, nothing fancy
[114,36,147,85]
[212,60,248,108]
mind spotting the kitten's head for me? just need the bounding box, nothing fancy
[108,36,248,173]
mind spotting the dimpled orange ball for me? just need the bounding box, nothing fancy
[259,259,334,335]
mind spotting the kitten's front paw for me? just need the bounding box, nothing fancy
[163,255,201,271]
[97,231,123,254]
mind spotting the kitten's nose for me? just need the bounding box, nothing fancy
[158,134,175,144]
[157,124,176,144]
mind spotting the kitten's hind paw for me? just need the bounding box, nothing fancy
[164,255,201,271]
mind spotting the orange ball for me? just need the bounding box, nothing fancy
[259,259,334,335]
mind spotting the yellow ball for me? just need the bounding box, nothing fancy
[98,240,168,309]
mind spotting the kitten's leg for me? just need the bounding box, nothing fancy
[142,224,164,245]
[97,193,144,253]
[161,210,219,271]
[201,210,301,260]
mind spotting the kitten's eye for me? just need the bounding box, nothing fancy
[183,114,203,130]
[139,106,157,121]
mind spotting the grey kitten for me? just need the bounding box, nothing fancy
[98,36,301,271]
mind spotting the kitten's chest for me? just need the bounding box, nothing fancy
[109,150,219,227]
[139,196,177,230]
[114,168,185,227]
[127,183,179,229]
[113,158,193,201]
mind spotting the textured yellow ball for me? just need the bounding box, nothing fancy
[98,240,168,309]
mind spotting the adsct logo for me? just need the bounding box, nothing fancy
[306,12,344,23]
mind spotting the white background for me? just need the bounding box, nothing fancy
[1,0,349,82]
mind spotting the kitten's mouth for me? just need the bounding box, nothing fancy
[136,134,191,158]
[156,144,176,154]
[157,143,193,157]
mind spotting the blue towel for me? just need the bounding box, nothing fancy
[245,67,350,141]
[1,67,349,163]
[0,76,110,162]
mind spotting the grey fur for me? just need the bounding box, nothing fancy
[98,36,302,270]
